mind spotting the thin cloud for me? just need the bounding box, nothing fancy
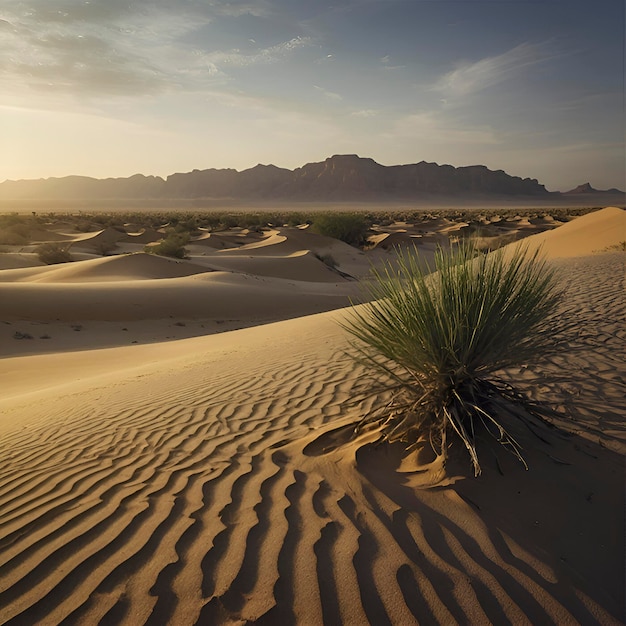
[351,109,377,117]
[378,54,403,71]
[207,37,312,68]
[2,0,269,25]
[0,1,296,98]
[432,41,557,97]
[0,25,168,97]
[314,85,343,101]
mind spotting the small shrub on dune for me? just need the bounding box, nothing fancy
[312,212,369,246]
[94,241,118,256]
[175,218,199,235]
[343,241,562,475]
[315,252,338,268]
[36,242,73,264]
[145,232,189,259]
[221,215,241,229]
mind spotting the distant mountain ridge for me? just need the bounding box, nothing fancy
[0,155,623,206]
[563,182,623,195]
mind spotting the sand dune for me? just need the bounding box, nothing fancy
[190,250,349,283]
[0,253,43,271]
[27,228,76,243]
[0,253,209,283]
[188,229,268,250]
[0,207,624,624]
[215,227,369,277]
[368,231,422,250]
[121,228,165,244]
[188,232,233,249]
[0,227,365,356]
[525,206,625,258]
[0,270,359,323]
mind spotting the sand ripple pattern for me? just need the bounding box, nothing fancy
[0,254,624,625]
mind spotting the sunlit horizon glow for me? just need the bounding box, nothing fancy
[1,0,623,192]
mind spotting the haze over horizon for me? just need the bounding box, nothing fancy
[1,0,624,192]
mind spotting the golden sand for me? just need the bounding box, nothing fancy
[0,208,624,624]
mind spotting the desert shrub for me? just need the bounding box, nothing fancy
[237,213,262,229]
[145,232,189,258]
[314,252,338,268]
[343,241,562,475]
[286,212,311,227]
[311,213,369,246]
[175,217,199,235]
[198,214,223,230]
[94,241,118,256]
[36,242,73,264]
[220,215,241,229]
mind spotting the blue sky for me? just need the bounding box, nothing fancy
[1,0,623,191]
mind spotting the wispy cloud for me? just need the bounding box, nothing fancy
[351,109,377,117]
[380,54,403,71]
[205,37,312,68]
[432,41,557,98]
[314,85,343,101]
[0,1,305,99]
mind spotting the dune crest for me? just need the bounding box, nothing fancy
[523,206,625,257]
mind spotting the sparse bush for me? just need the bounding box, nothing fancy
[36,242,73,265]
[94,241,118,256]
[199,214,223,230]
[343,241,562,475]
[285,212,307,227]
[145,232,189,258]
[312,213,369,246]
[175,218,199,235]
[315,252,338,268]
[221,215,241,229]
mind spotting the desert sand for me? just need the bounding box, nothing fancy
[0,207,624,624]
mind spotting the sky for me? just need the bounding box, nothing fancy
[0,0,624,191]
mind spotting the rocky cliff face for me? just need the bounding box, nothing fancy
[0,154,553,202]
[265,155,548,199]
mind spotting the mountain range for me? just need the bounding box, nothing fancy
[0,155,623,208]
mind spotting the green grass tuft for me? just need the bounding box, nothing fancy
[342,241,562,475]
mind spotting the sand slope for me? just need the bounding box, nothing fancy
[0,208,624,624]
[525,206,625,258]
[0,253,209,283]
[0,270,358,323]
